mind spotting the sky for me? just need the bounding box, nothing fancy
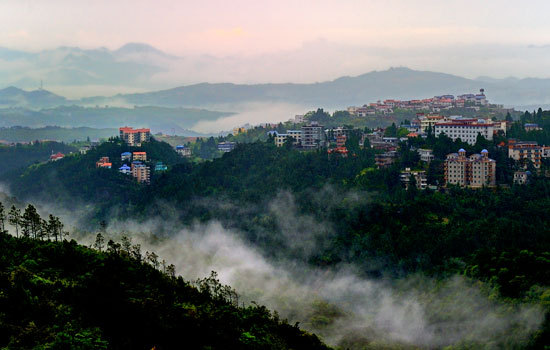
[1,0,550,82]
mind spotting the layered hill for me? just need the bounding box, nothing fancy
[0,231,329,349]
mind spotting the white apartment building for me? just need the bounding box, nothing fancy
[417,149,434,163]
[433,120,494,145]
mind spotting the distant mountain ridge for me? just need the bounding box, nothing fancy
[2,57,550,108]
[78,67,550,108]
[0,86,67,107]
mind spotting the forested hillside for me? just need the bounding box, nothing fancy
[2,119,550,348]
[0,141,77,176]
[0,226,329,349]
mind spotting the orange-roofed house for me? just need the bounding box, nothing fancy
[133,152,147,161]
[98,162,112,169]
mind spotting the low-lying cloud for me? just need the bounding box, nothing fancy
[1,185,544,348]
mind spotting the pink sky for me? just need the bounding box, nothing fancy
[1,0,550,55]
[1,0,550,82]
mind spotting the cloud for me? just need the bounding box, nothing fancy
[0,185,544,348]
[190,102,311,133]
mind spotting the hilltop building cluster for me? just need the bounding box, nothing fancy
[347,89,494,116]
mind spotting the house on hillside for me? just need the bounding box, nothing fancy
[121,152,132,161]
[175,145,192,157]
[133,152,147,161]
[119,164,131,175]
[49,152,65,161]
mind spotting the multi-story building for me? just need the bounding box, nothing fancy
[400,168,428,190]
[444,149,496,188]
[133,151,147,161]
[275,130,303,147]
[513,171,531,185]
[508,140,542,168]
[275,133,288,147]
[301,122,325,149]
[336,135,347,148]
[433,120,494,145]
[475,89,488,106]
[217,141,236,152]
[233,127,246,135]
[131,162,150,184]
[119,127,151,146]
[175,145,192,157]
[417,149,434,163]
[375,151,398,168]
[419,115,449,132]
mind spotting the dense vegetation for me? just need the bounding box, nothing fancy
[2,111,550,348]
[0,219,329,349]
[0,141,77,176]
[0,126,117,143]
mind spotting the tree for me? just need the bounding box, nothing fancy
[48,215,64,242]
[165,264,176,278]
[21,204,40,238]
[93,233,105,251]
[0,202,5,233]
[131,244,142,262]
[384,123,398,137]
[107,240,121,254]
[146,251,159,269]
[121,235,132,252]
[8,206,21,238]
[38,218,50,240]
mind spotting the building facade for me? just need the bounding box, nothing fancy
[176,145,192,157]
[301,122,325,149]
[131,163,150,184]
[444,149,496,188]
[133,152,147,161]
[433,120,494,145]
[400,168,428,190]
[508,140,542,168]
[119,127,151,146]
[417,149,434,163]
[217,141,236,152]
[121,152,132,161]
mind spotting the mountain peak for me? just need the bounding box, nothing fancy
[115,43,166,56]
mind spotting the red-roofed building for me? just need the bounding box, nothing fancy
[96,156,112,168]
[49,152,65,161]
[119,126,151,146]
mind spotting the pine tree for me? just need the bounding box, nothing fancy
[0,202,6,233]
[121,235,132,252]
[93,233,105,251]
[8,206,21,238]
